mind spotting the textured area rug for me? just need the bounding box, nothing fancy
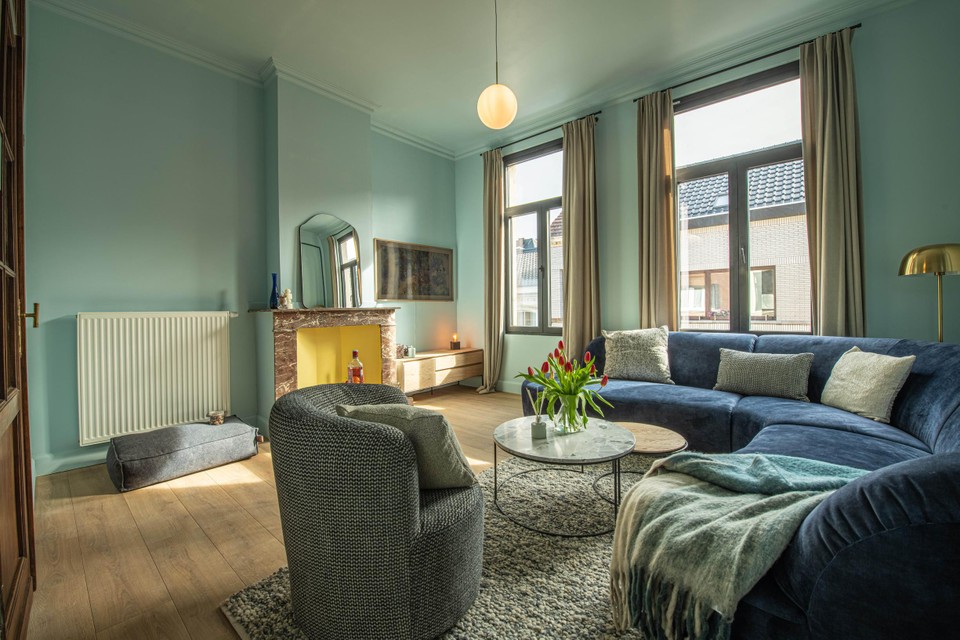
[222,454,655,639]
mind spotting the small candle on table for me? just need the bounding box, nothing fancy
[450,333,461,350]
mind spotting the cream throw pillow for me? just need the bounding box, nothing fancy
[335,403,476,489]
[602,326,674,384]
[821,347,916,423]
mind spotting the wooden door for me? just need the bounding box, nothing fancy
[0,0,33,638]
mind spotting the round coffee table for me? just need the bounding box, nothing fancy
[591,421,688,501]
[492,416,636,537]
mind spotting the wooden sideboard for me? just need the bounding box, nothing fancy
[398,348,484,394]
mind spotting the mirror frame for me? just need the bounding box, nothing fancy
[298,214,363,309]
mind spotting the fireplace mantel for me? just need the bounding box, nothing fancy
[253,307,399,399]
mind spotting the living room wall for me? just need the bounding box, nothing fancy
[455,0,960,393]
[372,133,458,350]
[24,5,266,474]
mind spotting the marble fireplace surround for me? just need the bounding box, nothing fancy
[259,308,398,399]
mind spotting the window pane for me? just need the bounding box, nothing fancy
[747,159,811,333]
[506,150,562,207]
[339,234,357,263]
[678,174,731,331]
[342,266,357,308]
[547,207,563,328]
[675,79,801,168]
[509,212,539,328]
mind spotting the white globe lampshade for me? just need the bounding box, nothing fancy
[477,83,518,129]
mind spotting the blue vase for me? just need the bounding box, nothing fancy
[269,273,280,309]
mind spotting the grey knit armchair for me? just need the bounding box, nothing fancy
[269,383,484,640]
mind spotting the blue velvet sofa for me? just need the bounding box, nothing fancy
[520,332,960,639]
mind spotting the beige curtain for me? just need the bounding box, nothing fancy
[479,149,505,393]
[801,28,865,337]
[637,90,678,329]
[561,117,601,358]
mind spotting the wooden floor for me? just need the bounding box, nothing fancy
[27,386,521,640]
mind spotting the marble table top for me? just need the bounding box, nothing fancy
[493,416,636,465]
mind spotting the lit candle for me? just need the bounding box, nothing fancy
[450,333,461,350]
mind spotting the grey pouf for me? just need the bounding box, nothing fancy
[105,416,259,492]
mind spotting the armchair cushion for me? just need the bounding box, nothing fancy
[336,403,476,489]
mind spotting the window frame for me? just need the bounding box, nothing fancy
[334,229,360,308]
[503,139,563,336]
[677,144,806,334]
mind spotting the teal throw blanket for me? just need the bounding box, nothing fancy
[610,452,867,640]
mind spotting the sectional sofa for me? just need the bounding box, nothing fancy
[520,331,960,639]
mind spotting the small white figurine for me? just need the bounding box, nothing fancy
[280,288,294,309]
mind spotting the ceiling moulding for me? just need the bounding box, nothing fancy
[370,121,455,161]
[259,58,380,114]
[452,0,917,160]
[32,0,262,86]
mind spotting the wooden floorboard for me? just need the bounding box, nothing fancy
[27,385,522,639]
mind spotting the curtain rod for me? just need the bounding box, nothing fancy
[481,111,602,156]
[632,23,862,103]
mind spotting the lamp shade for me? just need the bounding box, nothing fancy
[477,83,518,130]
[898,243,960,276]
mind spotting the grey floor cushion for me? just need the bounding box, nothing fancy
[106,416,259,492]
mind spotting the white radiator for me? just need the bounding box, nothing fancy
[77,312,233,445]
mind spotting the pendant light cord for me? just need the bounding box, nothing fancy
[494,0,499,84]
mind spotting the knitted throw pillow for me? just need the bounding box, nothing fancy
[602,326,674,384]
[335,403,476,489]
[821,347,916,423]
[714,348,814,401]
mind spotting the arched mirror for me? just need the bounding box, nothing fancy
[299,214,362,308]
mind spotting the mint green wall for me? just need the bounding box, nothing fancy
[274,80,374,306]
[856,0,960,343]
[372,133,458,350]
[25,6,266,474]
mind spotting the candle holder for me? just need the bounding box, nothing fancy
[450,333,461,350]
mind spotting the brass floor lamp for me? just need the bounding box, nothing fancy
[899,243,960,342]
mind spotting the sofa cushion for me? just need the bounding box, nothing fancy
[821,347,916,423]
[714,349,814,401]
[336,403,476,489]
[884,339,960,449]
[589,379,740,452]
[753,335,902,403]
[737,424,928,471]
[668,332,758,389]
[601,327,674,384]
[730,396,930,452]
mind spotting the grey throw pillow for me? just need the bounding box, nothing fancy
[602,326,674,384]
[714,348,814,401]
[821,347,916,423]
[335,403,476,489]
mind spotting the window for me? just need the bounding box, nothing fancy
[336,230,360,308]
[504,141,563,334]
[675,63,811,334]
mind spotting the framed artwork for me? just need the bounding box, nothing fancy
[374,238,454,301]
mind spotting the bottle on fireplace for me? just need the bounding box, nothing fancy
[347,350,364,384]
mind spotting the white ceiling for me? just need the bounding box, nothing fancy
[35,0,902,158]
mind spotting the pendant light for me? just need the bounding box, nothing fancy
[477,0,517,129]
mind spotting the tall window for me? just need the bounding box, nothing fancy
[336,230,360,307]
[504,141,563,334]
[674,63,811,334]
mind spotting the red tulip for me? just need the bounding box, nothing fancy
[558,355,565,366]
[528,366,535,376]
[601,374,609,387]
[554,348,560,358]
[541,361,550,373]
[565,362,573,372]
[558,339,565,351]
[590,364,597,375]
[584,351,592,363]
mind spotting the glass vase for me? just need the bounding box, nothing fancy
[553,393,587,434]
